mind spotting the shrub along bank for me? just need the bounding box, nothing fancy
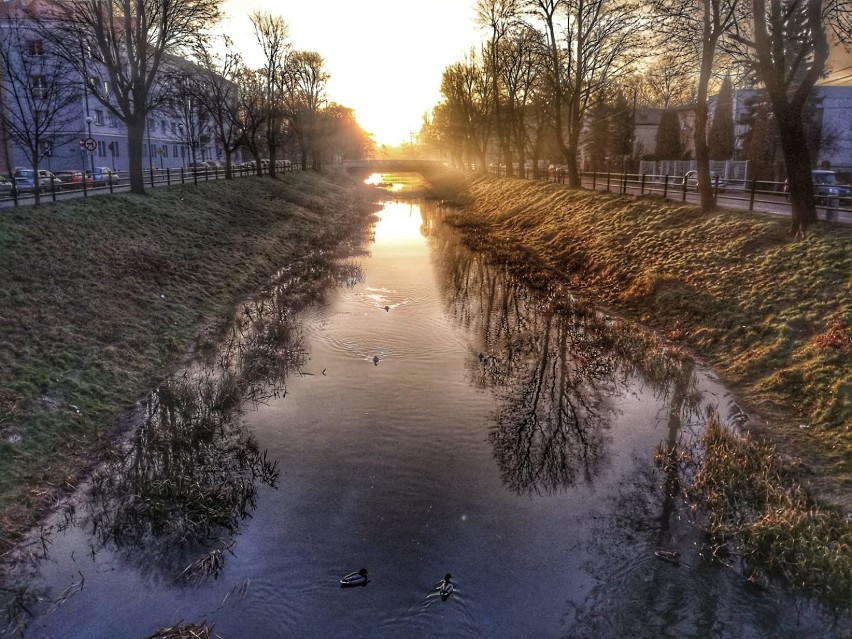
[0,170,377,550]
[425,171,850,505]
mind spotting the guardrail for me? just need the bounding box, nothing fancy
[486,165,852,223]
[0,161,303,208]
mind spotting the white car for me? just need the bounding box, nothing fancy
[683,170,727,192]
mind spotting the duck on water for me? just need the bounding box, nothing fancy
[340,569,369,587]
[437,574,454,600]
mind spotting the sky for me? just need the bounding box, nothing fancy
[220,0,484,146]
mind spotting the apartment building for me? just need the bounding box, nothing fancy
[0,2,239,176]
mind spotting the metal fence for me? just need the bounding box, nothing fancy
[0,161,302,208]
[486,165,852,222]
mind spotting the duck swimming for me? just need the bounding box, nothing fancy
[654,550,680,565]
[340,568,369,587]
[438,574,454,600]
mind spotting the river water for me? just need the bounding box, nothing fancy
[11,191,845,638]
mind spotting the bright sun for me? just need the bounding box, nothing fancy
[222,0,481,149]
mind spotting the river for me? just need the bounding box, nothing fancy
[9,187,845,638]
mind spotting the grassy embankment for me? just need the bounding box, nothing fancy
[0,170,376,551]
[425,170,851,609]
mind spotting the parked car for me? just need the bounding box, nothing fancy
[187,161,209,175]
[683,170,727,192]
[88,166,120,186]
[53,169,95,190]
[12,168,63,194]
[784,170,852,206]
[0,175,14,196]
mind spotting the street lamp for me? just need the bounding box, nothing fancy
[84,115,94,173]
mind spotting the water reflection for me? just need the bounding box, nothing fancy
[423,206,704,496]
[84,254,362,560]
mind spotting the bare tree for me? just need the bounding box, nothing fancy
[236,66,266,176]
[171,70,210,181]
[283,51,328,170]
[650,0,740,212]
[0,8,81,203]
[190,36,242,178]
[437,49,494,171]
[477,0,522,175]
[41,0,222,194]
[250,11,290,178]
[639,53,697,109]
[526,0,642,187]
[726,0,851,234]
[499,23,546,174]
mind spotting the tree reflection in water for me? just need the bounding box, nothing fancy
[86,256,362,556]
[425,205,703,496]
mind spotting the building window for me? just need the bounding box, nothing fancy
[93,109,104,125]
[30,75,47,98]
[170,122,176,135]
[108,113,118,127]
[97,141,106,157]
[113,141,120,157]
[172,145,178,157]
[160,120,167,134]
[27,40,44,56]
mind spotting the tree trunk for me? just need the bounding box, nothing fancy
[301,148,308,170]
[543,9,571,171]
[224,149,232,179]
[694,31,717,212]
[774,103,818,233]
[565,124,581,187]
[268,144,278,178]
[31,148,41,206]
[749,0,826,234]
[127,116,146,195]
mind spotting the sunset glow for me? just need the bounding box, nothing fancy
[221,0,482,146]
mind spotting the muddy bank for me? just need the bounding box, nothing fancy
[0,170,378,549]
[423,170,851,509]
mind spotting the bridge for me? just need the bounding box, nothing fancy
[342,159,446,175]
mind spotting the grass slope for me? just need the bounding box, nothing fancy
[428,171,851,508]
[0,171,375,548]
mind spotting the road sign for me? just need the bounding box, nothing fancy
[82,137,97,152]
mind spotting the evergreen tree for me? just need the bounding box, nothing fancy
[587,96,610,171]
[654,110,683,160]
[609,89,634,166]
[740,96,777,182]
[708,76,735,160]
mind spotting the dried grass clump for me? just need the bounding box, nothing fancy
[145,622,216,639]
[180,548,226,584]
[810,317,852,355]
[683,418,852,613]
